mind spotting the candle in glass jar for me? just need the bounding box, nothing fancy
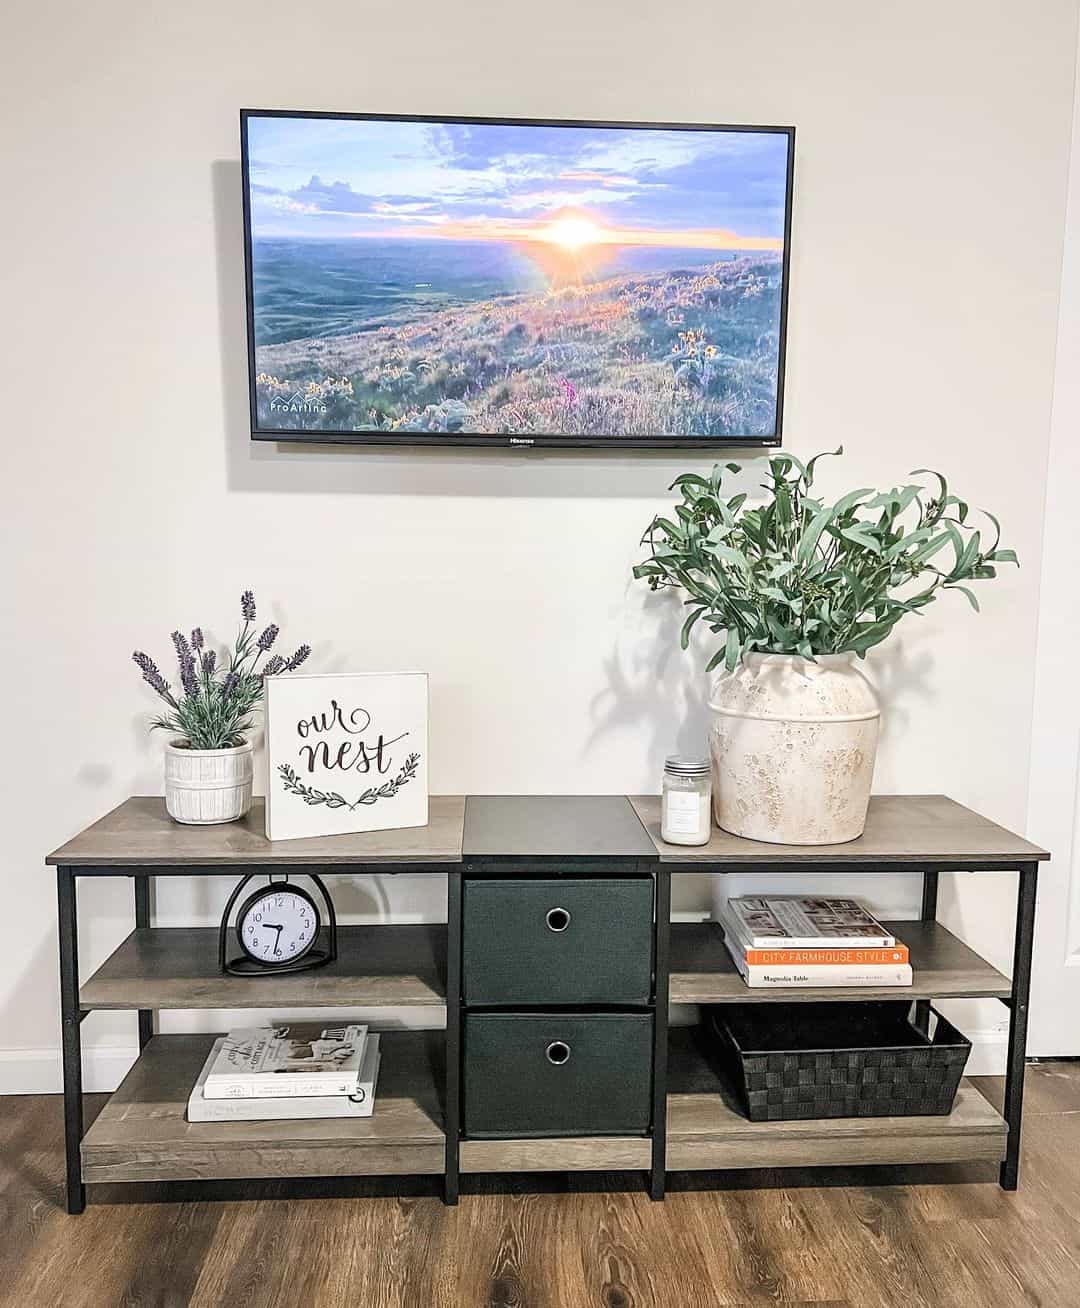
[661,756,712,845]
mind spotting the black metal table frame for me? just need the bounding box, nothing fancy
[57,855,1038,1214]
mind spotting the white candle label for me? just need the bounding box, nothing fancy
[665,791,704,835]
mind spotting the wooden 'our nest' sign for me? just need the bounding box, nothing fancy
[264,672,428,841]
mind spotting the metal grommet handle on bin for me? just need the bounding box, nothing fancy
[545,906,571,933]
[545,1040,571,1066]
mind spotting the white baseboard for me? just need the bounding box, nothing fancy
[0,1044,139,1094]
[0,1029,1009,1095]
[962,1029,1008,1077]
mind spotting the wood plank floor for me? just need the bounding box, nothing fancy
[2,1065,1080,1307]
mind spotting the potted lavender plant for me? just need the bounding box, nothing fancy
[132,590,310,825]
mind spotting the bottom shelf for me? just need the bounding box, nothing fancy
[81,1032,446,1184]
[80,1027,1008,1187]
[665,1027,1008,1171]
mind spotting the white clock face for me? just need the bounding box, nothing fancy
[239,889,318,965]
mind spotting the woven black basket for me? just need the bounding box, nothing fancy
[706,1001,971,1122]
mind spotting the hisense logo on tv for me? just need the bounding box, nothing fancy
[270,391,328,416]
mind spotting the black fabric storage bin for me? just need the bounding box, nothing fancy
[464,1011,653,1138]
[463,876,653,1006]
[707,1002,971,1122]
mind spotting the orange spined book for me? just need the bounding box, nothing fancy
[742,945,910,966]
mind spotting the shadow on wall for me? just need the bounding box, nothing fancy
[868,638,935,761]
[209,160,764,501]
[589,585,713,768]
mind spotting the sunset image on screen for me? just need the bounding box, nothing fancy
[245,116,791,439]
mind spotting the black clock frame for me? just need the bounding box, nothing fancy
[218,872,338,976]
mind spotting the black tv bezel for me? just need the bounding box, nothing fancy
[240,108,795,450]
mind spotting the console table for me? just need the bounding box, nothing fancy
[46,793,1047,1214]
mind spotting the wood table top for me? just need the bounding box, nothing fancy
[47,793,1047,868]
[630,793,1049,866]
[46,795,466,866]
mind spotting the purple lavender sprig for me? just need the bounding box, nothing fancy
[136,593,310,749]
[179,654,199,698]
[287,644,311,671]
[171,629,192,663]
[132,652,177,707]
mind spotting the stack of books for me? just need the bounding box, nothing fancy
[186,1023,381,1123]
[718,895,913,989]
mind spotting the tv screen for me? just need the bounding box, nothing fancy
[241,111,794,447]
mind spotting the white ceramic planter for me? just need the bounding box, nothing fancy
[163,739,254,825]
[708,653,880,845]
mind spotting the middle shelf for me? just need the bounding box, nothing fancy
[80,925,448,1010]
[79,919,1009,1012]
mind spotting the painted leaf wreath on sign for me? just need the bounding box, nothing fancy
[278,754,421,810]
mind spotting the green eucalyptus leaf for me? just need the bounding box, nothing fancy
[907,531,952,566]
[952,529,981,578]
[705,646,727,672]
[804,447,843,482]
[680,605,706,649]
[724,626,740,670]
[946,583,980,611]
[840,525,883,554]
[796,502,836,565]
[832,487,874,517]
[669,473,711,492]
[711,543,752,575]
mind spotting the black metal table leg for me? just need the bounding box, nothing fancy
[914,869,941,1028]
[443,869,463,1205]
[921,869,939,921]
[133,876,153,1050]
[57,866,85,1215]
[649,867,671,1201]
[1000,861,1038,1191]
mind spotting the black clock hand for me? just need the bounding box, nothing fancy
[264,924,284,955]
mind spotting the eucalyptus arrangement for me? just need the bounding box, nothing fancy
[634,449,1017,672]
[132,590,310,825]
[634,450,1017,846]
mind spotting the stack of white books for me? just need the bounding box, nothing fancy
[187,1023,381,1122]
[718,895,913,989]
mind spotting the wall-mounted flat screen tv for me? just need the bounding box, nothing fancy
[241,110,794,447]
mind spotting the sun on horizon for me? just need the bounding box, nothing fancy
[538,214,606,250]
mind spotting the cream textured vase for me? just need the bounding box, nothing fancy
[163,739,254,825]
[708,653,880,845]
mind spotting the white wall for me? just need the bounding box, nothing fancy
[1,0,1076,1090]
[1026,22,1080,1056]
